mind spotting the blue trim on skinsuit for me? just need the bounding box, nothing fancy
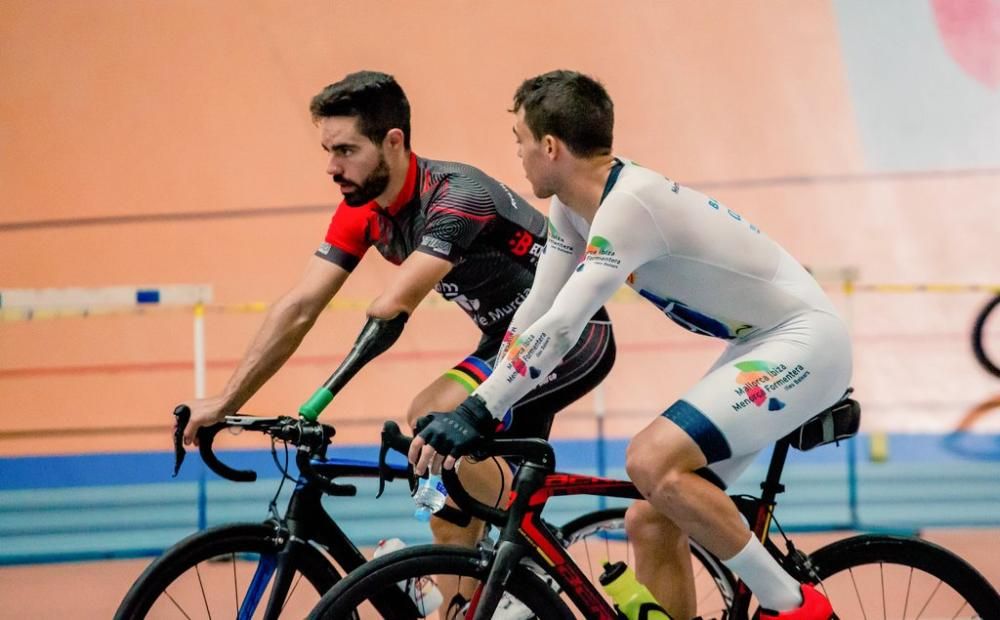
[661,400,733,463]
[600,159,626,204]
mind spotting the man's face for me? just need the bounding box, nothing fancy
[513,110,557,199]
[319,116,391,206]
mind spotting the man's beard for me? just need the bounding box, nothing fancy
[337,152,391,206]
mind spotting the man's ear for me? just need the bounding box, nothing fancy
[543,134,559,159]
[384,128,406,151]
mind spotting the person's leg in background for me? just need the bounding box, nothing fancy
[405,368,507,611]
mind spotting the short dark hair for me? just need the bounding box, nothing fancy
[511,70,613,157]
[310,71,411,149]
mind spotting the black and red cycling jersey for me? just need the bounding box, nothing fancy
[315,153,547,337]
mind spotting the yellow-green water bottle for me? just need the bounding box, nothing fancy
[598,561,672,620]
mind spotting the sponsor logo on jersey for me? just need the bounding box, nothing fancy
[708,197,761,234]
[508,230,537,257]
[582,235,622,268]
[317,242,332,255]
[452,295,480,312]
[421,236,453,256]
[729,360,811,413]
[476,286,531,327]
[499,183,519,210]
[546,219,575,255]
[504,332,549,380]
[435,280,481,312]
[506,337,529,377]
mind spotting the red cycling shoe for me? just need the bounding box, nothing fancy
[759,584,833,619]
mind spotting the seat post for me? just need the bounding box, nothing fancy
[760,438,790,503]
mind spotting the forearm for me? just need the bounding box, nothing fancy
[220,298,318,412]
[475,263,622,417]
[475,310,588,417]
[495,294,545,364]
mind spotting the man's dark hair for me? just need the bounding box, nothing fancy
[310,71,411,149]
[511,70,613,157]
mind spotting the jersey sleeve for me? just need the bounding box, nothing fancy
[415,176,495,262]
[494,199,587,364]
[475,193,666,417]
[314,203,373,272]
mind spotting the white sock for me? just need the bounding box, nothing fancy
[722,535,803,611]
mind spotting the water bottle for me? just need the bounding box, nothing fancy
[373,538,443,613]
[412,473,448,522]
[598,561,671,620]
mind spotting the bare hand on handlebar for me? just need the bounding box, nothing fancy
[180,396,234,446]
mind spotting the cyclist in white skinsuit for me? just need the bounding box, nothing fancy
[486,159,851,483]
[410,71,850,620]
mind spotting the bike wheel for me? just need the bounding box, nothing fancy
[973,294,1000,379]
[557,507,737,619]
[808,534,1000,619]
[308,544,575,619]
[115,522,341,620]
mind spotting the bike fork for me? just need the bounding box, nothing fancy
[469,540,526,620]
[237,541,303,620]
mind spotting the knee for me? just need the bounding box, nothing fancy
[627,439,693,506]
[624,438,648,490]
[406,394,434,430]
[624,501,683,546]
[626,436,669,496]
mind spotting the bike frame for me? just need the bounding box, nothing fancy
[467,439,795,620]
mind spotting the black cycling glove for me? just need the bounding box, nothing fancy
[416,395,497,458]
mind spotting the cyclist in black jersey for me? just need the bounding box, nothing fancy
[177,71,615,597]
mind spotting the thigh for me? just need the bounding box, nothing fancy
[663,311,852,484]
[407,335,503,425]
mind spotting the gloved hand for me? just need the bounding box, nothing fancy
[408,395,497,474]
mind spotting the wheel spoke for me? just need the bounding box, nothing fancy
[902,566,913,620]
[848,567,869,620]
[949,599,970,620]
[913,579,944,619]
[195,563,213,620]
[579,535,594,584]
[163,589,194,620]
[279,572,305,615]
[230,553,238,614]
[881,562,887,620]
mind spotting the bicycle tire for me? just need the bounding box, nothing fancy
[115,522,341,620]
[973,294,1000,379]
[308,544,575,619]
[557,506,737,618]
[808,534,1000,619]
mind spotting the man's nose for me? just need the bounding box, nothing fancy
[326,157,343,177]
